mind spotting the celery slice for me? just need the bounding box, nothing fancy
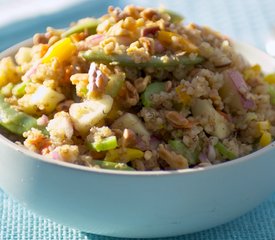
[141,82,166,107]
[268,85,275,105]
[214,141,236,160]
[168,139,198,165]
[89,136,118,152]
[12,82,26,97]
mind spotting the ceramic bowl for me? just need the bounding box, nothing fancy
[0,40,274,238]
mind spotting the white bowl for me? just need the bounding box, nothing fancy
[0,40,275,238]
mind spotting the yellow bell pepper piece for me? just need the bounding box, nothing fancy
[157,30,198,53]
[105,148,144,163]
[243,64,261,80]
[42,38,76,64]
[259,131,272,147]
[175,84,191,105]
[258,121,271,133]
[264,73,275,84]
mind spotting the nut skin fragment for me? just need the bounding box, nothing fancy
[120,81,139,108]
[165,111,192,128]
[134,75,151,93]
[121,128,137,148]
[158,144,189,169]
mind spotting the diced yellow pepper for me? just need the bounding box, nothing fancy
[258,121,271,133]
[175,84,191,105]
[243,64,261,80]
[264,73,275,84]
[105,148,144,163]
[157,30,198,53]
[42,38,76,64]
[259,131,272,147]
[0,57,20,87]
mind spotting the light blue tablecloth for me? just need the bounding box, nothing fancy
[0,0,275,239]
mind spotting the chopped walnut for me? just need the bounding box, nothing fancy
[140,8,160,21]
[139,37,155,55]
[108,6,128,22]
[56,100,74,112]
[165,111,193,128]
[158,144,189,169]
[120,81,139,108]
[87,63,108,97]
[141,26,160,37]
[33,33,49,45]
[134,75,151,93]
[132,159,146,171]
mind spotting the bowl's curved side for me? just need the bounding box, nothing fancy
[0,139,274,238]
[0,40,275,238]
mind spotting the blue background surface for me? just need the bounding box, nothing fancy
[0,0,275,239]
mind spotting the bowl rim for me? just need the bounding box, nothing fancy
[1,39,275,177]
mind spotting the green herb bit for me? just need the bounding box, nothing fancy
[12,82,26,97]
[268,85,275,105]
[168,139,198,165]
[214,141,236,160]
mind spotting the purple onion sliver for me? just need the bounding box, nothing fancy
[228,70,249,92]
[199,152,208,162]
[242,97,255,110]
[207,144,216,162]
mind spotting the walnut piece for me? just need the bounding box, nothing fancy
[134,75,151,93]
[158,144,189,169]
[165,111,192,128]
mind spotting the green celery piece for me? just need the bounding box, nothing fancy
[214,141,236,160]
[268,85,275,105]
[0,94,44,135]
[168,139,198,165]
[89,136,118,152]
[91,160,135,171]
[61,18,99,38]
[141,82,166,107]
[159,9,184,23]
[12,82,26,97]
[81,49,204,68]
[105,73,125,97]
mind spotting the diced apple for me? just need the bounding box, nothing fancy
[31,85,65,112]
[111,113,150,137]
[18,85,65,114]
[191,99,231,139]
[69,95,113,134]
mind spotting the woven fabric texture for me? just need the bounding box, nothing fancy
[0,192,274,240]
